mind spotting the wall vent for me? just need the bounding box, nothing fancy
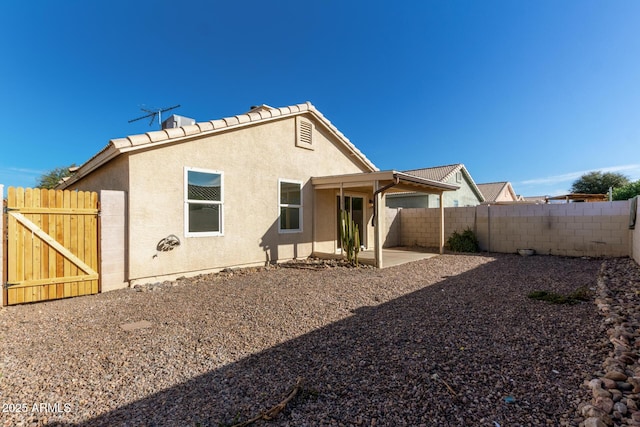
[296,117,314,150]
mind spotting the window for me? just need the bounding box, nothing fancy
[279,179,302,232]
[185,167,223,236]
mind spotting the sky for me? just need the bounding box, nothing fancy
[1,0,639,197]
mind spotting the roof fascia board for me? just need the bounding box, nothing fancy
[312,170,459,192]
[458,166,485,202]
[63,102,377,187]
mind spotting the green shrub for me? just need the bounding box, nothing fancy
[446,228,479,253]
[527,286,592,304]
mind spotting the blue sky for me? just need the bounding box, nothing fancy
[1,0,639,197]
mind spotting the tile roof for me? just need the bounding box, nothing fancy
[403,164,463,182]
[401,164,485,202]
[61,102,377,188]
[476,182,508,202]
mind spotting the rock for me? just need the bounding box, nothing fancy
[581,404,606,418]
[594,396,614,414]
[613,401,628,415]
[610,389,623,402]
[593,387,612,399]
[605,371,628,382]
[629,377,640,393]
[617,381,634,392]
[600,378,617,389]
[582,417,607,427]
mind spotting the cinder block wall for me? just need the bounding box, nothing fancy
[383,207,401,248]
[100,190,128,291]
[396,207,476,248]
[389,201,632,257]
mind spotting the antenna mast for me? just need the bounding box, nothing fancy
[128,104,181,127]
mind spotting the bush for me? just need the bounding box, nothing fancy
[527,286,592,304]
[446,228,479,253]
[613,180,640,200]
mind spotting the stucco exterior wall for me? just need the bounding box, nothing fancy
[99,190,128,291]
[389,201,631,257]
[121,115,371,283]
[70,155,130,192]
[495,185,515,202]
[386,174,481,208]
[441,175,482,207]
[386,193,431,208]
[1,184,4,305]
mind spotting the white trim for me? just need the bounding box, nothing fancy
[184,167,224,237]
[278,178,303,233]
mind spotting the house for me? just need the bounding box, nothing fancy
[476,181,521,204]
[386,164,484,208]
[59,102,457,286]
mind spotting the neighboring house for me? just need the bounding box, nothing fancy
[386,164,484,208]
[59,102,457,285]
[477,181,520,204]
[522,195,547,203]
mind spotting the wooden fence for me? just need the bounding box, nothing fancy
[3,187,99,305]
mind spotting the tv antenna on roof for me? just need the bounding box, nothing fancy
[128,104,181,127]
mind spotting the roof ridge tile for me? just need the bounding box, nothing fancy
[223,116,239,126]
[146,130,169,143]
[128,134,151,146]
[197,122,214,132]
[164,127,186,138]
[236,114,251,124]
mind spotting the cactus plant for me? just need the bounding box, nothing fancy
[340,210,360,266]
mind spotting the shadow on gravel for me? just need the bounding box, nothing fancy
[56,255,603,427]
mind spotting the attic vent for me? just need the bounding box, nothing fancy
[296,117,314,150]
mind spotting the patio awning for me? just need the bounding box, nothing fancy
[311,170,459,193]
[312,170,459,268]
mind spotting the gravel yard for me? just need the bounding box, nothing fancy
[0,253,632,426]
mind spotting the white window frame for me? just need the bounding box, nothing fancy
[184,167,224,237]
[278,179,303,233]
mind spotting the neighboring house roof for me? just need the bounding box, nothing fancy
[401,163,485,202]
[61,102,378,188]
[477,181,518,203]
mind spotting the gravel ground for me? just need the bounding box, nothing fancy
[0,253,629,427]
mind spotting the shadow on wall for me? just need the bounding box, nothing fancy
[258,181,314,265]
[58,255,602,427]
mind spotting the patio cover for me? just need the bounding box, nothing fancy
[312,170,459,267]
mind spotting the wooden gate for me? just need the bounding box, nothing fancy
[3,187,99,305]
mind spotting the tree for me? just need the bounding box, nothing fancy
[36,165,76,189]
[569,171,629,195]
[613,180,640,200]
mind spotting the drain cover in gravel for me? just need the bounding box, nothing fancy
[120,320,153,331]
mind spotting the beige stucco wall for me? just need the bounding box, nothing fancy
[390,201,631,257]
[70,155,130,193]
[386,173,481,208]
[99,190,128,291]
[1,184,4,305]
[116,115,372,283]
